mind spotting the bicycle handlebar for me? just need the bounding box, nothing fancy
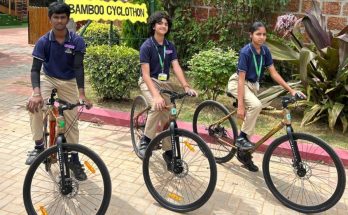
[160,89,194,101]
[47,89,90,111]
[281,93,305,108]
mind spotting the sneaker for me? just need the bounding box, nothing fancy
[235,136,255,150]
[138,136,151,159]
[237,151,259,172]
[68,162,87,181]
[25,147,44,165]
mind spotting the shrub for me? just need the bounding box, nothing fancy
[78,22,120,46]
[269,3,348,132]
[84,45,139,100]
[188,48,238,100]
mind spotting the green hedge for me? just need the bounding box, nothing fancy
[188,48,238,100]
[78,22,120,46]
[84,45,139,99]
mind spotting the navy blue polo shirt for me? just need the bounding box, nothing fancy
[139,37,178,80]
[32,29,86,80]
[237,43,273,82]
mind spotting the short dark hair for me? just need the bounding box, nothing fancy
[48,2,70,18]
[148,11,172,36]
[249,21,266,34]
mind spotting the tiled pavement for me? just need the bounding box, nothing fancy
[0,28,347,215]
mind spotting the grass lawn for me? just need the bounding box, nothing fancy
[85,78,348,150]
[0,22,27,29]
[0,13,27,29]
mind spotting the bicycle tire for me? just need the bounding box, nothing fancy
[263,133,346,213]
[143,128,217,212]
[130,95,149,159]
[23,143,112,215]
[193,100,238,163]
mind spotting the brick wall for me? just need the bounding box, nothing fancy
[191,0,348,32]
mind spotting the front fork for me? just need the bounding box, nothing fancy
[286,125,302,169]
[56,130,72,195]
[169,120,181,170]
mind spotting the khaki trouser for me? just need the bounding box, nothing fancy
[29,75,79,143]
[138,77,173,151]
[227,73,262,136]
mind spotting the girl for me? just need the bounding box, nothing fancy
[227,22,305,172]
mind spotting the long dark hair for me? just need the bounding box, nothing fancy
[148,11,172,36]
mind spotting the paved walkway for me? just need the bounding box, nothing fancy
[0,28,347,215]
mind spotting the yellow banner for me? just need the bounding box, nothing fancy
[65,0,148,23]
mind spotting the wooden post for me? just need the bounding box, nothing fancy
[9,0,11,15]
[15,0,17,17]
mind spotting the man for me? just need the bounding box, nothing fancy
[26,2,91,181]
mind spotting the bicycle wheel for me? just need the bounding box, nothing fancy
[23,143,112,215]
[143,128,217,212]
[263,133,346,213]
[130,95,149,159]
[193,100,238,163]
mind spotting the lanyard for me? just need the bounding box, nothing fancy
[151,38,166,73]
[252,54,263,80]
[249,44,263,81]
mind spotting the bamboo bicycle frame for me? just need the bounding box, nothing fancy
[209,108,293,154]
[44,106,59,148]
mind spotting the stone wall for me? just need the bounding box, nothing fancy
[191,0,348,31]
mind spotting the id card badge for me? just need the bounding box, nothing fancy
[158,73,168,81]
[255,81,260,91]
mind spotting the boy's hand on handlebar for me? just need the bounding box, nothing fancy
[184,86,198,97]
[79,96,93,110]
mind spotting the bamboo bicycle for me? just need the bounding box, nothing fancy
[130,89,217,212]
[23,89,111,215]
[192,93,346,213]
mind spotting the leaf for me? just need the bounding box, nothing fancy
[324,87,336,94]
[299,48,316,84]
[301,104,322,126]
[257,82,301,108]
[302,14,331,50]
[318,46,339,78]
[305,114,326,126]
[308,0,326,30]
[340,114,348,133]
[265,39,299,61]
[337,34,348,71]
[328,103,344,131]
[337,26,348,36]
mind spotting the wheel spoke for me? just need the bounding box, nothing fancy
[265,133,345,213]
[24,144,111,214]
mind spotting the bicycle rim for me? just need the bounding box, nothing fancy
[263,133,346,213]
[130,95,148,158]
[193,100,237,163]
[23,144,111,215]
[143,129,217,212]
